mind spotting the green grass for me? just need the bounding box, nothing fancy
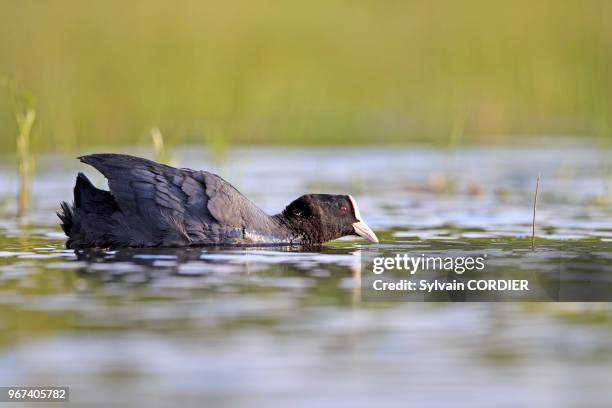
[0,0,611,152]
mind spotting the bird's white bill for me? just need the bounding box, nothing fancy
[352,221,379,243]
[348,195,379,243]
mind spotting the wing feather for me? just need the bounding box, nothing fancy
[78,153,279,245]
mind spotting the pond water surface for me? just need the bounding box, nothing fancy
[0,143,611,407]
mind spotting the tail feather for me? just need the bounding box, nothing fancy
[57,201,75,236]
[58,172,119,249]
[75,172,94,208]
[74,172,119,214]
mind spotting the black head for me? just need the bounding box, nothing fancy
[281,194,379,244]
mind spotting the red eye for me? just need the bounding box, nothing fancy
[340,206,348,214]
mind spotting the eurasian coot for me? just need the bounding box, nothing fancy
[58,154,379,248]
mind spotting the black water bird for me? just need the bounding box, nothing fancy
[58,154,379,249]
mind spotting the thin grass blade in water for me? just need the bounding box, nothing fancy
[532,174,541,250]
[16,108,36,219]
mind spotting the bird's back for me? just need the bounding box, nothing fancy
[59,154,288,248]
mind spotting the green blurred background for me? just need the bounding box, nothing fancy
[0,0,611,152]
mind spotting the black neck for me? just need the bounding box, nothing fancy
[273,211,344,245]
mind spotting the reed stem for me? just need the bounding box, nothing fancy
[16,108,36,218]
[151,127,168,164]
[531,174,541,250]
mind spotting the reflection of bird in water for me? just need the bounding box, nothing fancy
[72,246,361,287]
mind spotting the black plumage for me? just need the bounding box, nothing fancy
[58,154,379,248]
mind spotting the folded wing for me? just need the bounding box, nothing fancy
[79,154,276,246]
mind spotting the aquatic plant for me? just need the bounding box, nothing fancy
[16,107,36,218]
[1,0,612,151]
[207,126,228,164]
[532,174,541,250]
[151,127,170,164]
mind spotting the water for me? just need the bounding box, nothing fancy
[0,143,611,407]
